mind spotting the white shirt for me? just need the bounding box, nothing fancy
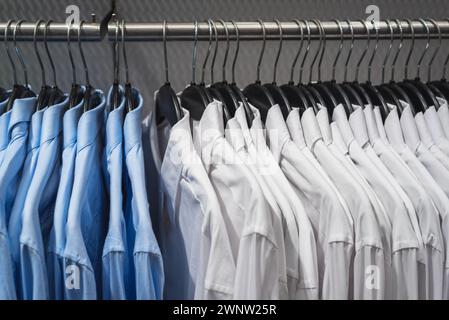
[196,101,282,299]
[384,105,445,299]
[266,105,354,300]
[423,105,449,156]
[344,104,422,299]
[436,98,449,138]
[301,107,385,300]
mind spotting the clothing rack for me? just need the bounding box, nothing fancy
[107,20,449,41]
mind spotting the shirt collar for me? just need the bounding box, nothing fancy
[29,108,46,149]
[363,104,381,142]
[105,95,124,156]
[373,105,388,143]
[0,111,11,151]
[384,106,406,147]
[414,111,434,148]
[124,88,144,155]
[331,122,350,155]
[286,108,307,149]
[235,102,258,150]
[226,116,246,152]
[265,104,290,162]
[424,106,446,144]
[301,107,324,149]
[349,104,370,147]
[40,95,69,143]
[332,104,355,147]
[400,104,421,152]
[8,96,36,135]
[63,88,85,149]
[77,90,106,150]
[315,106,333,145]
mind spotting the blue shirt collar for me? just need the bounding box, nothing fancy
[8,96,37,134]
[77,90,106,149]
[124,88,143,155]
[63,90,85,148]
[40,96,69,143]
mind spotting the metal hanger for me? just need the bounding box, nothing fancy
[44,20,65,107]
[180,21,210,121]
[340,19,366,110]
[243,19,275,122]
[262,19,292,119]
[5,20,36,112]
[120,20,136,112]
[431,17,449,101]
[34,19,51,110]
[80,19,96,112]
[322,19,352,116]
[210,20,239,117]
[198,19,215,102]
[155,20,184,126]
[280,19,311,114]
[360,20,389,120]
[228,20,254,126]
[397,19,429,114]
[67,20,83,109]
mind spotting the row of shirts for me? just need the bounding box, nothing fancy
[0,87,164,300]
[149,93,449,300]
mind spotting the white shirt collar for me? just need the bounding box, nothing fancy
[315,107,333,145]
[399,104,421,152]
[363,104,381,142]
[424,106,446,144]
[384,105,406,147]
[285,108,307,149]
[265,104,290,162]
[301,107,324,150]
[226,116,246,153]
[332,104,355,147]
[349,104,370,148]
[414,111,435,148]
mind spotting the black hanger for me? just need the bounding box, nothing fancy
[79,20,96,112]
[360,20,389,121]
[4,20,36,113]
[111,17,121,111]
[261,20,291,119]
[155,20,183,126]
[180,21,210,121]
[33,19,51,110]
[243,20,275,122]
[229,20,253,127]
[66,20,83,109]
[210,20,239,118]
[280,19,311,115]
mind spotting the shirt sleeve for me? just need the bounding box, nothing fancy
[233,233,280,300]
[322,241,353,300]
[353,245,385,300]
[134,251,164,300]
[391,249,419,300]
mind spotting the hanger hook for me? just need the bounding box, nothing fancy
[191,21,198,84]
[4,20,17,85]
[256,19,266,83]
[289,19,304,84]
[201,20,213,84]
[404,19,415,79]
[217,20,230,82]
[113,18,120,84]
[231,21,240,84]
[210,20,218,84]
[309,19,322,83]
[163,20,169,84]
[381,19,394,83]
[43,20,58,87]
[355,20,371,82]
[13,20,29,86]
[332,19,344,81]
[121,20,129,84]
[343,20,354,82]
[34,19,46,85]
[417,18,430,80]
[391,20,404,82]
[273,19,283,84]
[299,20,311,83]
[79,21,90,85]
[367,20,379,82]
[317,20,326,82]
[67,19,76,85]
[443,18,449,79]
[427,19,441,82]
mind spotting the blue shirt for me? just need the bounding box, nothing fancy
[123,89,164,300]
[47,96,84,300]
[63,90,107,300]
[102,87,127,300]
[0,96,36,300]
[0,93,12,164]
[18,97,68,300]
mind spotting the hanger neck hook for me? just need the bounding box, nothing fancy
[13,20,29,87]
[210,20,218,84]
[317,20,326,82]
[34,19,46,86]
[231,21,240,85]
[256,19,266,84]
[4,20,17,85]
[163,20,169,84]
[417,18,430,80]
[381,19,394,83]
[191,21,198,84]
[427,19,441,82]
[443,18,449,79]
[332,19,344,81]
[356,20,370,82]
[404,19,415,79]
[367,20,379,83]
[391,20,403,82]
[289,19,303,84]
[67,19,76,85]
[43,20,57,87]
[217,20,229,83]
[343,20,354,82]
[121,20,129,85]
[201,20,213,85]
[80,21,91,89]
[299,20,311,83]
[113,18,120,85]
[309,19,322,83]
[273,19,283,84]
